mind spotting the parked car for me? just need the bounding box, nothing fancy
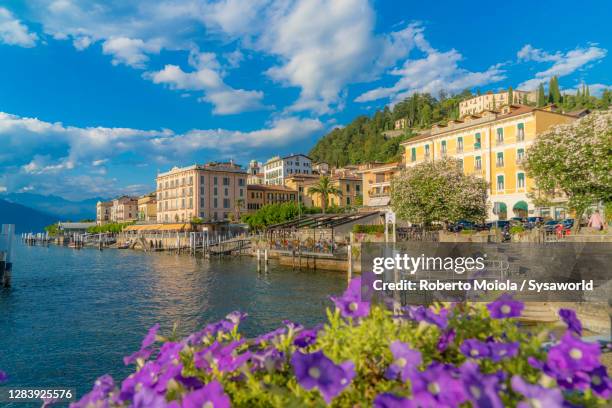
[543,220,560,232]
[486,220,511,230]
[448,220,476,232]
[562,218,575,229]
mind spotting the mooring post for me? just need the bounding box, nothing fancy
[347,244,352,284]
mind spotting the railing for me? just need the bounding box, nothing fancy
[496,161,504,167]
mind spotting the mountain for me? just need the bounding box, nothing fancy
[0,193,104,222]
[0,199,57,233]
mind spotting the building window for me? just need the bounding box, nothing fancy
[347,197,351,205]
[213,198,218,208]
[517,148,525,162]
[517,172,526,189]
[223,198,230,209]
[425,144,430,157]
[213,176,218,185]
[474,133,481,150]
[200,175,205,184]
[411,147,416,162]
[223,177,230,186]
[224,188,228,196]
[213,187,218,196]
[517,123,525,141]
[457,137,463,152]
[356,184,360,192]
[496,128,504,144]
[200,198,205,207]
[441,140,447,154]
[240,189,244,197]
[497,175,504,191]
[238,178,245,186]
[346,184,350,192]
[475,156,482,170]
[496,152,504,167]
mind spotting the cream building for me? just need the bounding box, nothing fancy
[138,193,157,222]
[111,196,139,222]
[264,154,312,185]
[459,90,536,117]
[96,201,113,225]
[359,162,401,209]
[401,105,576,220]
[156,162,247,222]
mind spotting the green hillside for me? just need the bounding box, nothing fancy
[309,81,611,167]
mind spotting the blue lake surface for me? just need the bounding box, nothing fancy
[0,241,345,406]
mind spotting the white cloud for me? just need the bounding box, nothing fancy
[203,0,420,114]
[355,38,506,104]
[0,110,323,198]
[0,7,38,47]
[0,186,7,193]
[561,83,611,97]
[517,45,607,90]
[102,37,162,68]
[146,51,266,114]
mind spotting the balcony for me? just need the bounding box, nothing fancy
[496,161,504,168]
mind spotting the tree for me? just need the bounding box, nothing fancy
[548,76,562,104]
[307,176,343,214]
[390,158,488,226]
[537,83,546,107]
[44,223,60,236]
[524,110,612,230]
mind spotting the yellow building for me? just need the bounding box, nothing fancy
[401,105,576,220]
[246,184,297,213]
[358,162,401,209]
[284,173,320,207]
[138,193,157,222]
[156,162,247,222]
[307,174,363,208]
[459,90,536,117]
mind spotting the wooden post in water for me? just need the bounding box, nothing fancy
[347,244,352,284]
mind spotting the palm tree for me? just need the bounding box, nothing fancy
[307,176,342,214]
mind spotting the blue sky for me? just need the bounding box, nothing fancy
[0,0,610,200]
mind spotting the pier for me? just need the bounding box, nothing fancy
[1,224,14,287]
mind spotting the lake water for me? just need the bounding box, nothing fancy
[0,241,345,406]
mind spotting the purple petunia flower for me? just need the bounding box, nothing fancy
[70,375,115,408]
[293,326,321,348]
[558,308,582,336]
[488,341,519,363]
[486,294,524,319]
[123,323,160,365]
[291,350,355,404]
[547,332,601,375]
[511,376,563,408]
[460,362,503,408]
[331,277,370,319]
[181,381,231,408]
[132,388,167,408]
[0,370,7,383]
[194,340,249,373]
[588,365,612,398]
[384,341,422,381]
[437,329,456,352]
[226,311,248,325]
[409,363,467,406]
[250,347,284,372]
[254,327,287,345]
[373,393,412,408]
[460,339,490,359]
[401,306,449,329]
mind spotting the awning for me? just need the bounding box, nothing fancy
[368,197,391,207]
[124,224,189,232]
[493,202,507,214]
[513,200,528,211]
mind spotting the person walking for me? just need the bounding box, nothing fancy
[588,210,604,231]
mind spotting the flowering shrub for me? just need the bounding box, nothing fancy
[67,278,609,407]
